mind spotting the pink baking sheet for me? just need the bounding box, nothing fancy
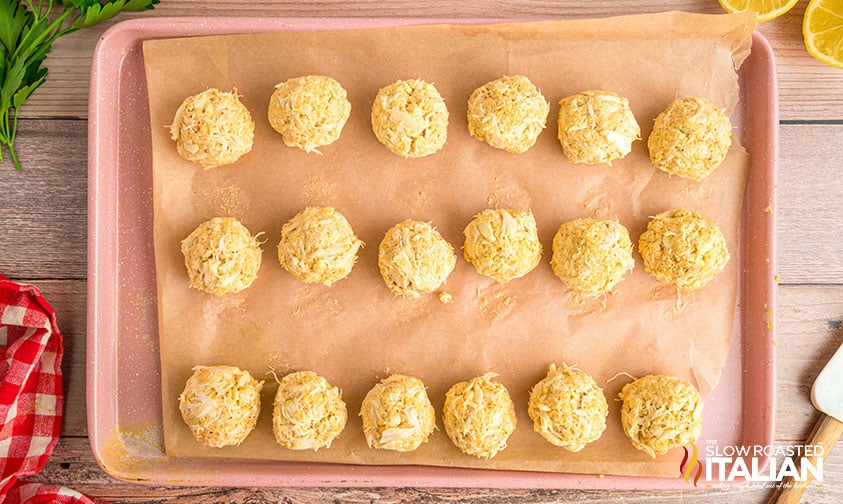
[87,17,777,489]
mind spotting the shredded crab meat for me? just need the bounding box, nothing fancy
[378,220,456,297]
[619,375,703,458]
[180,217,263,296]
[277,206,363,286]
[169,88,255,169]
[178,365,264,448]
[443,372,517,459]
[527,364,608,452]
[556,90,641,165]
[463,208,542,283]
[371,79,449,158]
[272,371,347,451]
[467,75,549,153]
[359,374,436,452]
[648,96,732,181]
[550,218,635,297]
[267,75,351,153]
[638,209,730,291]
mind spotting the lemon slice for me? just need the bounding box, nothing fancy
[804,0,843,69]
[717,0,799,22]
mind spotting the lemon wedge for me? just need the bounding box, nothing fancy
[717,0,799,22]
[804,0,843,69]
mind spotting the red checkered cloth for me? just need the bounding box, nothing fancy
[0,275,102,504]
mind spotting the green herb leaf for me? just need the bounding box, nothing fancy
[0,0,31,54]
[13,67,47,109]
[1,56,26,107]
[1,0,159,170]
[72,0,160,30]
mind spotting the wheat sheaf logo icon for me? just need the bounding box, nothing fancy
[680,444,703,486]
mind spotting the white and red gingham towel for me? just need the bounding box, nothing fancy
[0,274,102,504]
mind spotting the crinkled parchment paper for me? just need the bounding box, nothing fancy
[143,11,754,477]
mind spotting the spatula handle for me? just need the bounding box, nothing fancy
[769,413,843,504]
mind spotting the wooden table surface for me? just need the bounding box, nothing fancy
[2,1,842,502]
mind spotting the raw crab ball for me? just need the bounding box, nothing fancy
[181,217,263,296]
[550,218,635,297]
[272,371,347,451]
[528,364,609,452]
[648,96,732,181]
[619,374,703,457]
[170,88,255,169]
[463,208,542,283]
[378,220,457,297]
[359,374,436,452]
[267,75,351,153]
[557,90,640,165]
[178,365,264,448]
[638,209,729,291]
[371,79,449,158]
[467,75,549,153]
[277,206,363,286]
[443,373,517,459]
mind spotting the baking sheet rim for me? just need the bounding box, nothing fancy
[86,16,778,489]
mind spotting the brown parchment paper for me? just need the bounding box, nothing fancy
[143,11,755,477]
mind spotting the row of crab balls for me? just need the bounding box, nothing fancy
[179,364,702,459]
[170,75,732,181]
[181,206,730,298]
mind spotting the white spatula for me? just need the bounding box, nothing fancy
[771,341,843,503]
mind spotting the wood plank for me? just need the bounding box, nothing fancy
[775,286,843,444]
[0,120,87,279]
[11,1,843,121]
[778,125,843,284]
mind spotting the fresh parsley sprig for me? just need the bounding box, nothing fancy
[1,0,159,170]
